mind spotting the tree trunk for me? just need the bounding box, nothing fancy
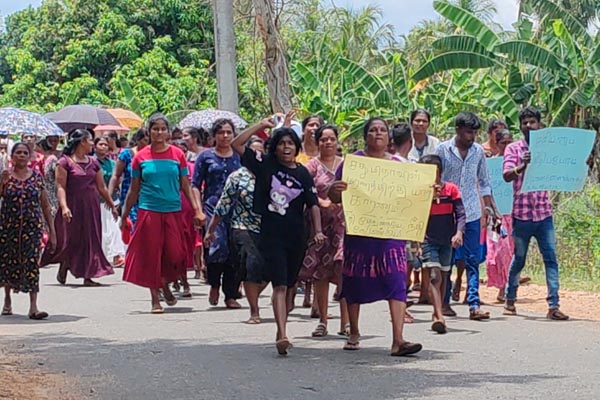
[213,0,239,113]
[252,0,293,113]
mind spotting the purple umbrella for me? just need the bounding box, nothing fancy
[46,105,121,132]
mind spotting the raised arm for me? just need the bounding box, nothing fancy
[231,118,276,155]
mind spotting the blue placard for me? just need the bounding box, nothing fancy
[487,157,513,216]
[521,128,595,193]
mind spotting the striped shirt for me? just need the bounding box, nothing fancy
[435,138,492,223]
[503,140,552,222]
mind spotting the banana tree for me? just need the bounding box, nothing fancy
[412,0,600,128]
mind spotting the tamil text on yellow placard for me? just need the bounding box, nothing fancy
[341,154,436,241]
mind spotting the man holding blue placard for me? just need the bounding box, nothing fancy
[502,107,569,321]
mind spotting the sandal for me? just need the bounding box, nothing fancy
[275,337,292,355]
[442,305,457,317]
[503,301,517,316]
[163,292,177,307]
[404,310,414,324]
[83,279,102,287]
[343,335,360,351]
[246,316,261,324]
[547,308,569,321]
[28,311,49,320]
[311,322,328,337]
[182,288,192,298]
[431,320,447,334]
[391,342,422,357]
[451,283,460,302]
[209,287,219,306]
[469,308,490,320]
[337,323,350,337]
[151,306,164,314]
[225,299,242,309]
[2,306,13,316]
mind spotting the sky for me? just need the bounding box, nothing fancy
[1,0,520,35]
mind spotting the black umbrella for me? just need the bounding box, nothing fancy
[46,105,121,132]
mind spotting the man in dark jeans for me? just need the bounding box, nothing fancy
[436,112,496,320]
[502,106,569,320]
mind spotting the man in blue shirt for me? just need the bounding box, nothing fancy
[435,112,497,320]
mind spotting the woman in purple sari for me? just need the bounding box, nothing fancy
[328,117,422,357]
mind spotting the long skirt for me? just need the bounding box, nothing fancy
[340,235,407,305]
[100,206,126,260]
[123,209,186,289]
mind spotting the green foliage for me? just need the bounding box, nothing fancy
[0,0,214,118]
[527,185,600,291]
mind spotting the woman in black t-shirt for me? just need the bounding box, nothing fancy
[232,118,326,356]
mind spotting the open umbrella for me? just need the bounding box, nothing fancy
[47,105,121,132]
[94,124,130,133]
[106,108,143,129]
[178,109,248,131]
[0,107,65,137]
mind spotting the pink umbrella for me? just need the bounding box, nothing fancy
[94,124,129,133]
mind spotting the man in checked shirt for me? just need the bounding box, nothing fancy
[502,107,569,320]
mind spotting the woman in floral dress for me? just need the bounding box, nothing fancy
[0,143,56,319]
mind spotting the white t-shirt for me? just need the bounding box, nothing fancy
[408,134,440,162]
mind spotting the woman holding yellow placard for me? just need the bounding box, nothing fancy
[328,117,422,357]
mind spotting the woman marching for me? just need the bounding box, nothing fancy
[298,124,349,337]
[328,117,422,357]
[95,136,126,267]
[232,118,326,355]
[0,143,56,320]
[193,119,242,309]
[121,114,203,314]
[41,130,117,286]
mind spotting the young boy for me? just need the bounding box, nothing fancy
[419,155,466,333]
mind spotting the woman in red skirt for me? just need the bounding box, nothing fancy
[121,114,204,313]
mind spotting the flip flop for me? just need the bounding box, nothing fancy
[246,316,261,325]
[181,288,192,298]
[165,296,178,307]
[276,338,292,355]
[391,342,422,357]
[343,335,360,351]
[28,311,49,320]
[2,306,12,316]
[337,323,350,337]
[431,320,447,334]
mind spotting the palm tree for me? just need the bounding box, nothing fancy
[519,0,600,27]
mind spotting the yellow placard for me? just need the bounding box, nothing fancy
[341,154,436,241]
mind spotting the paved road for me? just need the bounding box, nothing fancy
[1,267,599,400]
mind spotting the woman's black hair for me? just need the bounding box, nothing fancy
[495,128,513,143]
[314,124,339,143]
[455,111,481,130]
[182,126,207,146]
[172,139,188,151]
[487,118,507,133]
[247,136,264,149]
[519,106,542,123]
[146,113,170,132]
[94,136,108,146]
[63,129,92,156]
[267,127,302,158]
[419,154,443,174]
[391,123,412,147]
[37,138,53,152]
[210,118,235,137]
[362,117,388,140]
[301,115,324,131]
[130,128,148,147]
[10,142,30,157]
[104,130,119,141]
[410,109,431,124]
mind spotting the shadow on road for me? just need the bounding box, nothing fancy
[0,332,563,400]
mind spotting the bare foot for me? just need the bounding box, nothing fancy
[225,299,242,309]
[209,287,219,306]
